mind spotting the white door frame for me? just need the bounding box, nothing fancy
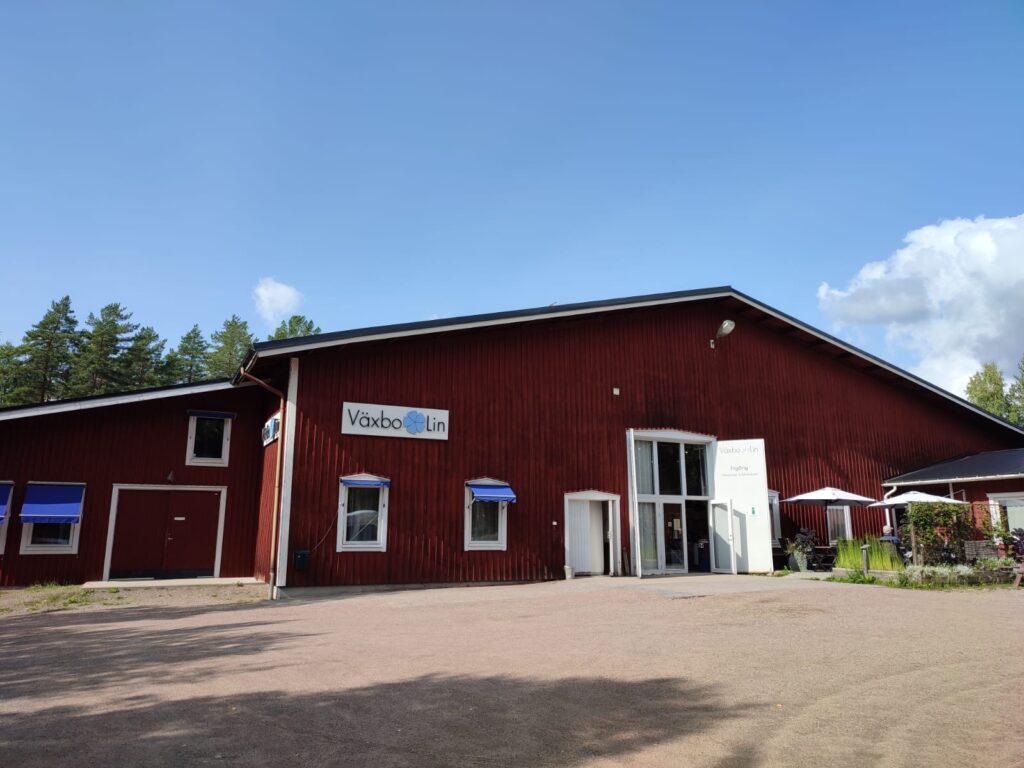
[563,491,622,576]
[103,484,228,581]
[709,497,737,574]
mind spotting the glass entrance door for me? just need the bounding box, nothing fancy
[663,503,686,570]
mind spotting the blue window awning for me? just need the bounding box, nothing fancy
[342,477,391,488]
[468,483,517,503]
[20,484,86,524]
[0,484,12,524]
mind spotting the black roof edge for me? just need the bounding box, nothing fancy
[0,378,233,416]
[233,284,1024,439]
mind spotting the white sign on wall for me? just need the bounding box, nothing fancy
[341,402,449,441]
[712,439,773,573]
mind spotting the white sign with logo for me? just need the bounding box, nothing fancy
[342,402,449,441]
[711,439,773,573]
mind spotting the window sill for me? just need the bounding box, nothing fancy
[465,542,507,552]
[337,543,387,553]
[186,457,230,468]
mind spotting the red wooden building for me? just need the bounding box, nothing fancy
[2,287,1021,589]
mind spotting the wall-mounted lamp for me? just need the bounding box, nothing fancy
[709,319,736,349]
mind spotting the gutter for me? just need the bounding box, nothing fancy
[885,473,1024,487]
[238,368,287,600]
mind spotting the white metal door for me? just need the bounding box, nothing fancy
[710,498,736,574]
[566,499,604,574]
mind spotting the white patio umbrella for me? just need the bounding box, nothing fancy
[782,486,877,506]
[868,490,968,507]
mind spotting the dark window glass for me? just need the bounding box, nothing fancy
[656,442,682,496]
[471,501,500,541]
[685,444,707,497]
[194,417,225,459]
[30,523,73,546]
[345,487,381,542]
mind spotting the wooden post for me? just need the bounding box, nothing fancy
[910,525,919,566]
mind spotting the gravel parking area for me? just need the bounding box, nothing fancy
[1,575,1021,767]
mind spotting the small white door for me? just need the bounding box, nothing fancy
[710,498,736,574]
[566,500,605,575]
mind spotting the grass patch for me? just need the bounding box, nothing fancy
[835,538,903,571]
[25,580,62,592]
[772,568,792,577]
[24,587,96,613]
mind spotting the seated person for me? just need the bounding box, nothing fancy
[879,525,902,549]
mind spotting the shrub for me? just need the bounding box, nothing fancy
[905,502,974,564]
[974,557,1015,572]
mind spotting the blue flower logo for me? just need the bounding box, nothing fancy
[404,410,426,435]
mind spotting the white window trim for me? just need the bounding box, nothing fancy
[0,481,12,556]
[337,474,389,552]
[19,482,86,555]
[825,504,852,545]
[186,415,232,467]
[464,477,509,551]
[987,491,1024,539]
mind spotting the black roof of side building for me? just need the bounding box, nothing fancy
[886,448,1024,485]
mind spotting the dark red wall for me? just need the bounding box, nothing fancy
[0,386,271,586]
[281,299,1022,586]
[254,420,280,583]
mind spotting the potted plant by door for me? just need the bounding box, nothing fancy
[785,528,817,572]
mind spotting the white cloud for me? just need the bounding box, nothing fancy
[252,277,303,326]
[818,213,1024,396]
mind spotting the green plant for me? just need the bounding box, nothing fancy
[834,538,903,571]
[772,568,792,577]
[905,502,974,564]
[826,570,877,585]
[974,557,1015,572]
[26,580,61,592]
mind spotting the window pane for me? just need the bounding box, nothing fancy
[638,502,658,572]
[471,501,500,541]
[194,417,225,459]
[1002,498,1024,532]
[634,440,654,495]
[826,506,848,544]
[657,442,682,496]
[31,523,72,546]
[346,487,381,542]
[684,445,707,497]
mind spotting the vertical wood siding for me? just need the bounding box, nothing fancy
[282,299,1021,586]
[0,387,271,586]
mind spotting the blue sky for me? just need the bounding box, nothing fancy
[1,1,1022,393]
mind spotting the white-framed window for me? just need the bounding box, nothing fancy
[825,505,852,545]
[988,492,1024,537]
[19,482,86,555]
[465,478,516,551]
[768,490,781,547]
[0,482,12,555]
[337,474,390,552]
[186,411,233,467]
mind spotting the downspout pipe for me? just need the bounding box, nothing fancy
[239,368,287,600]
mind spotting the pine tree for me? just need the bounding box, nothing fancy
[1007,354,1024,427]
[72,303,139,396]
[175,325,210,383]
[119,326,167,389]
[268,315,321,341]
[0,341,23,407]
[12,296,80,404]
[964,362,1010,420]
[207,315,255,378]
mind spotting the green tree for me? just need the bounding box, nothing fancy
[174,324,210,383]
[965,362,1010,420]
[1007,354,1024,426]
[119,326,168,389]
[207,315,255,378]
[268,315,321,341]
[72,303,139,396]
[0,341,23,407]
[11,296,80,404]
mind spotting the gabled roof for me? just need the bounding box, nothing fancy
[0,380,235,422]
[886,448,1024,485]
[239,285,1024,439]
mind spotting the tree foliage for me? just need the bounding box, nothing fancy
[268,315,321,341]
[964,362,1010,420]
[0,296,319,408]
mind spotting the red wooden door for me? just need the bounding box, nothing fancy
[110,490,171,579]
[162,490,220,576]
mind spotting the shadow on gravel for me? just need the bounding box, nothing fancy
[0,673,754,767]
[0,603,306,703]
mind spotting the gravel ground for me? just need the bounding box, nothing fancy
[0,575,1021,768]
[0,583,266,616]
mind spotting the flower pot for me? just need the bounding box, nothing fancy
[788,552,808,572]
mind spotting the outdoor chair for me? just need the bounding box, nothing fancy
[964,540,1000,562]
